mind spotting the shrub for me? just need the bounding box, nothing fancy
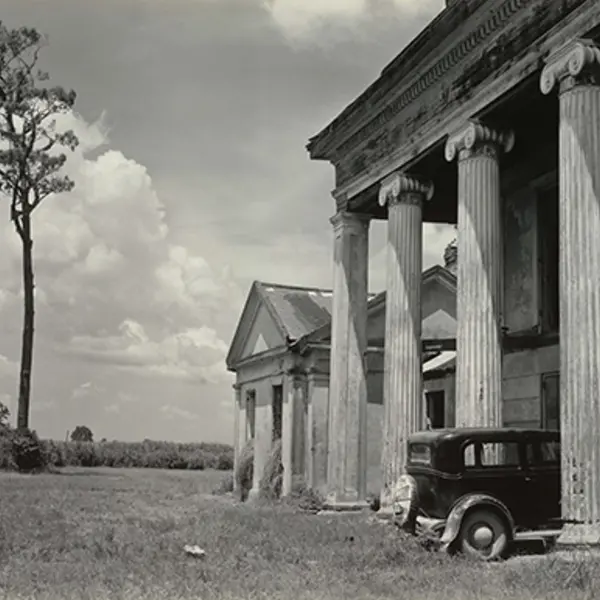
[0,428,15,470]
[258,438,283,502]
[24,439,235,472]
[11,429,47,472]
[212,472,234,495]
[284,475,325,513]
[234,439,254,501]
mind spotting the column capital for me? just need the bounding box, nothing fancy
[329,211,370,234]
[378,172,434,208]
[541,39,600,95]
[445,120,515,162]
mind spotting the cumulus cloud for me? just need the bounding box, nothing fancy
[67,320,228,384]
[161,404,198,421]
[0,111,238,386]
[264,0,444,43]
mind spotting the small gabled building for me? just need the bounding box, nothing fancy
[226,258,457,498]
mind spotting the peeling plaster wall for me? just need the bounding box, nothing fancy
[504,186,538,333]
[503,345,559,428]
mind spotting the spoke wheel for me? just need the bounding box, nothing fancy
[458,509,509,561]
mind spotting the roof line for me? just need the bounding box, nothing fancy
[254,282,291,341]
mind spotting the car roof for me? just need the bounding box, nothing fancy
[408,427,560,445]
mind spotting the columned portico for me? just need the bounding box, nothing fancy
[326,212,370,509]
[377,173,432,515]
[541,38,600,546]
[445,122,514,428]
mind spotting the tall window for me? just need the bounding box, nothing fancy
[246,390,256,439]
[272,385,283,441]
[541,372,560,431]
[537,184,559,333]
[425,390,445,429]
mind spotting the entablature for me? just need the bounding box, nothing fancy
[308,0,600,207]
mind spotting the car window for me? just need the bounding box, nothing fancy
[463,441,520,468]
[464,443,476,467]
[540,440,560,464]
[408,443,431,466]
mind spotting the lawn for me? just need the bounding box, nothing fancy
[0,468,599,600]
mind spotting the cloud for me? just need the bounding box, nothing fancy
[0,111,239,385]
[160,404,198,421]
[0,354,18,380]
[264,0,445,44]
[67,321,229,384]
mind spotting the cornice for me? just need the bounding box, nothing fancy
[331,0,599,202]
[310,0,534,164]
[307,0,489,159]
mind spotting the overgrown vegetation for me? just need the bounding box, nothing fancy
[1,467,599,600]
[258,438,283,501]
[0,401,233,472]
[234,439,254,501]
[39,439,233,471]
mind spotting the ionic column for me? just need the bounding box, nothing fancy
[306,370,329,495]
[281,371,306,497]
[326,211,370,510]
[445,121,514,428]
[232,383,243,494]
[377,173,433,516]
[541,38,600,545]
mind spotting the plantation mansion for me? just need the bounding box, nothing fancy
[229,0,600,546]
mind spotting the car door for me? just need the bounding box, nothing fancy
[524,439,562,526]
[460,439,530,525]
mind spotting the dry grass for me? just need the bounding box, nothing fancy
[0,467,599,600]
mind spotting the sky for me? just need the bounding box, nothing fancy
[0,0,452,444]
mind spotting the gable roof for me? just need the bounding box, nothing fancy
[227,265,456,369]
[226,281,337,369]
[294,264,456,349]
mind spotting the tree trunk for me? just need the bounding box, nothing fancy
[17,212,35,431]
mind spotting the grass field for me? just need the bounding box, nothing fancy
[1,468,599,600]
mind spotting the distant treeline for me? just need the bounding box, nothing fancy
[0,437,234,471]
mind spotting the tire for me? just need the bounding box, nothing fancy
[457,508,510,561]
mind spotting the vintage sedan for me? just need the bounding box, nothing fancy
[392,428,562,560]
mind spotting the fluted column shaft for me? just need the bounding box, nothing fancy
[445,122,514,428]
[327,211,370,509]
[377,173,432,514]
[541,39,600,542]
[232,384,243,495]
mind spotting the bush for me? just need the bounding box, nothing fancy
[284,475,325,513]
[11,429,47,472]
[212,472,234,495]
[258,438,283,502]
[0,428,15,470]
[25,439,235,472]
[234,439,254,501]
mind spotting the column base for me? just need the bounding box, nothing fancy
[557,523,600,547]
[321,497,371,513]
[375,504,397,520]
[247,487,262,502]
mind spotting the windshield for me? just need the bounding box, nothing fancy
[408,443,432,466]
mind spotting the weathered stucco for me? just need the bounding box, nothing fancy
[504,186,538,333]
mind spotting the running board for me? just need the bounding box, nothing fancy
[514,529,562,542]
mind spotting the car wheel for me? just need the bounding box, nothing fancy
[457,509,510,561]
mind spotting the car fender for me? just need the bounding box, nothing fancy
[439,494,515,551]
